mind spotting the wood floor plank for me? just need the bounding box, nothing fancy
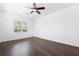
[0,37,79,56]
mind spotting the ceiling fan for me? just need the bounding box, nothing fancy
[26,3,45,14]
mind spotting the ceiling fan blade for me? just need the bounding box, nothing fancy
[37,10,41,14]
[37,7,45,10]
[30,11,33,14]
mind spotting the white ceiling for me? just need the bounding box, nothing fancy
[0,3,78,19]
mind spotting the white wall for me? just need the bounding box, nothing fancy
[0,12,4,40]
[0,11,33,42]
[34,4,79,47]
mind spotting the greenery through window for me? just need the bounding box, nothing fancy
[14,21,28,32]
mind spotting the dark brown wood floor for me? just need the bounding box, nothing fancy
[0,37,79,56]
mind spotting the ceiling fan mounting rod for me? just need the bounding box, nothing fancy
[33,3,37,9]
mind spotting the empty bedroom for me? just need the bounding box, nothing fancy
[0,3,79,56]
